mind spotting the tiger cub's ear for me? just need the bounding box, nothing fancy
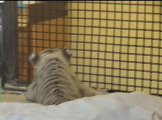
[63,48,72,60]
[28,53,39,65]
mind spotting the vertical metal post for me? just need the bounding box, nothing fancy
[0,1,17,88]
[0,1,4,101]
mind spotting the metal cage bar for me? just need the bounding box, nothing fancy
[0,1,162,96]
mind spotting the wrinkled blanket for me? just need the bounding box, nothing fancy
[0,92,162,120]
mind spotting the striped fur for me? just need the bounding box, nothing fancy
[26,48,105,105]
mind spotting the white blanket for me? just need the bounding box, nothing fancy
[0,92,162,120]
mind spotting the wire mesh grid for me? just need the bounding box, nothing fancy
[1,1,162,95]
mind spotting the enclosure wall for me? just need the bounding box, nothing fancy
[2,1,162,95]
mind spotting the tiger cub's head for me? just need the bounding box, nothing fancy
[28,48,72,68]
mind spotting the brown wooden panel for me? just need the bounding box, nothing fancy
[28,1,68,24]
[17,17,67,82]
[16,2,68,82]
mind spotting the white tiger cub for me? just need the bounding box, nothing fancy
[26,48,107,105]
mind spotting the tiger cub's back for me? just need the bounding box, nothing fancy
[26,48,82,105]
